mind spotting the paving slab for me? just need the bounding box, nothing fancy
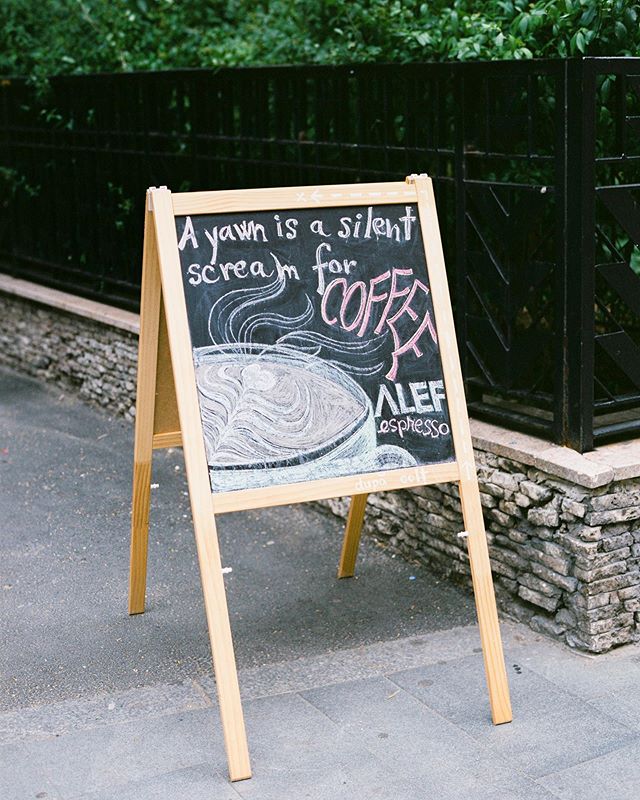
[75,763,243,800]
[477,705,634,779]
[0,740,63,800]
[1,617,640,799]
[10,708,225,799]
[389,657,636,777]
[302,675,482,765]
[300,675,555,800]
[0,679,211,745]
[539,739,640,800]
[389,654,591,732]
[504,635,640,701]
[586,688,640,733]
[233,692,423,800]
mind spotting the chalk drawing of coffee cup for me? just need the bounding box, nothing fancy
[193,343,415,492]
[194,343,375,490]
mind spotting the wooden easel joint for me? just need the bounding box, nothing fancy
[147,186,168,211]
[405,173,430,184]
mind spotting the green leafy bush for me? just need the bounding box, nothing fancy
[1,0,639,79]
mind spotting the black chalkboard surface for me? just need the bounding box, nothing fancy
[175,203,454,493]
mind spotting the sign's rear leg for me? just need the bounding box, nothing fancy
[129,200,162,615]
[337,493,368,578]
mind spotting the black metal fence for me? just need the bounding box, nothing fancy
[0,58,639,452]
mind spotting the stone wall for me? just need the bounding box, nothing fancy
[320,448,640,653]
[3,281,640,653]
[0,291,138,419]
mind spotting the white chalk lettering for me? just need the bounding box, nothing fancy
[250,260,273,278]
[311,242,357,295]
[429,380,446,412]
[374,384,400,417]
[374,382,446,418]
[204,219,267,265]
[399,206,417,241]
[185,261,274,284]
[269,252,300,281]
[310,219,331,237]
[178,216,198,250]
[337,212,364,239]
[410,381,434,413]
[204,228,219,264]
[377,416,450,440]
[395,383,415,414]
[285,218,298,239]
[357,205,416,241]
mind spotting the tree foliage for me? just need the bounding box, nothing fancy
[1,0,639,79]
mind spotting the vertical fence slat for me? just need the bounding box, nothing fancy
[562,59,596,451]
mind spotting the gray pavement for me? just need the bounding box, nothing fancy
[2,367,640,799]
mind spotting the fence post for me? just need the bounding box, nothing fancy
[561,58,596,452]
[454,66,474,400]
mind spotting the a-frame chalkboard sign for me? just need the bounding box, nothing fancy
[128,175,512,782]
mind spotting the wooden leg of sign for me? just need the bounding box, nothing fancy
[412,173,512,725]
[129,462,152,615]
[337,494,368,578]
[195,505,251,781]
[128,205,162,615]
[459,481,513,725]
[150,188,250,781]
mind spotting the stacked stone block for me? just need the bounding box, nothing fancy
[0,294,138,419]
[321,450,640,653]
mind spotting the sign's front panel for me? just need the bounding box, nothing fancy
[174,203,454,493]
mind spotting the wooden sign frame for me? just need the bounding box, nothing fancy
[128,176,512,782]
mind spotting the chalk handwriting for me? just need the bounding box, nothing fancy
[187,252,300,285]
[310,219,332,237]
[274,215,298,239]
[203,219,268,264]
[320,268,438,380]
[337,206,416,242]
[374,380,446,416]
[178,216,198,250]
[377,416,450,439]
[311,242,358,295]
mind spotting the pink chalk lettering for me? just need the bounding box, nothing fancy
[356,271,391,338]
[385,280,437,380]
[320,277,346,325]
